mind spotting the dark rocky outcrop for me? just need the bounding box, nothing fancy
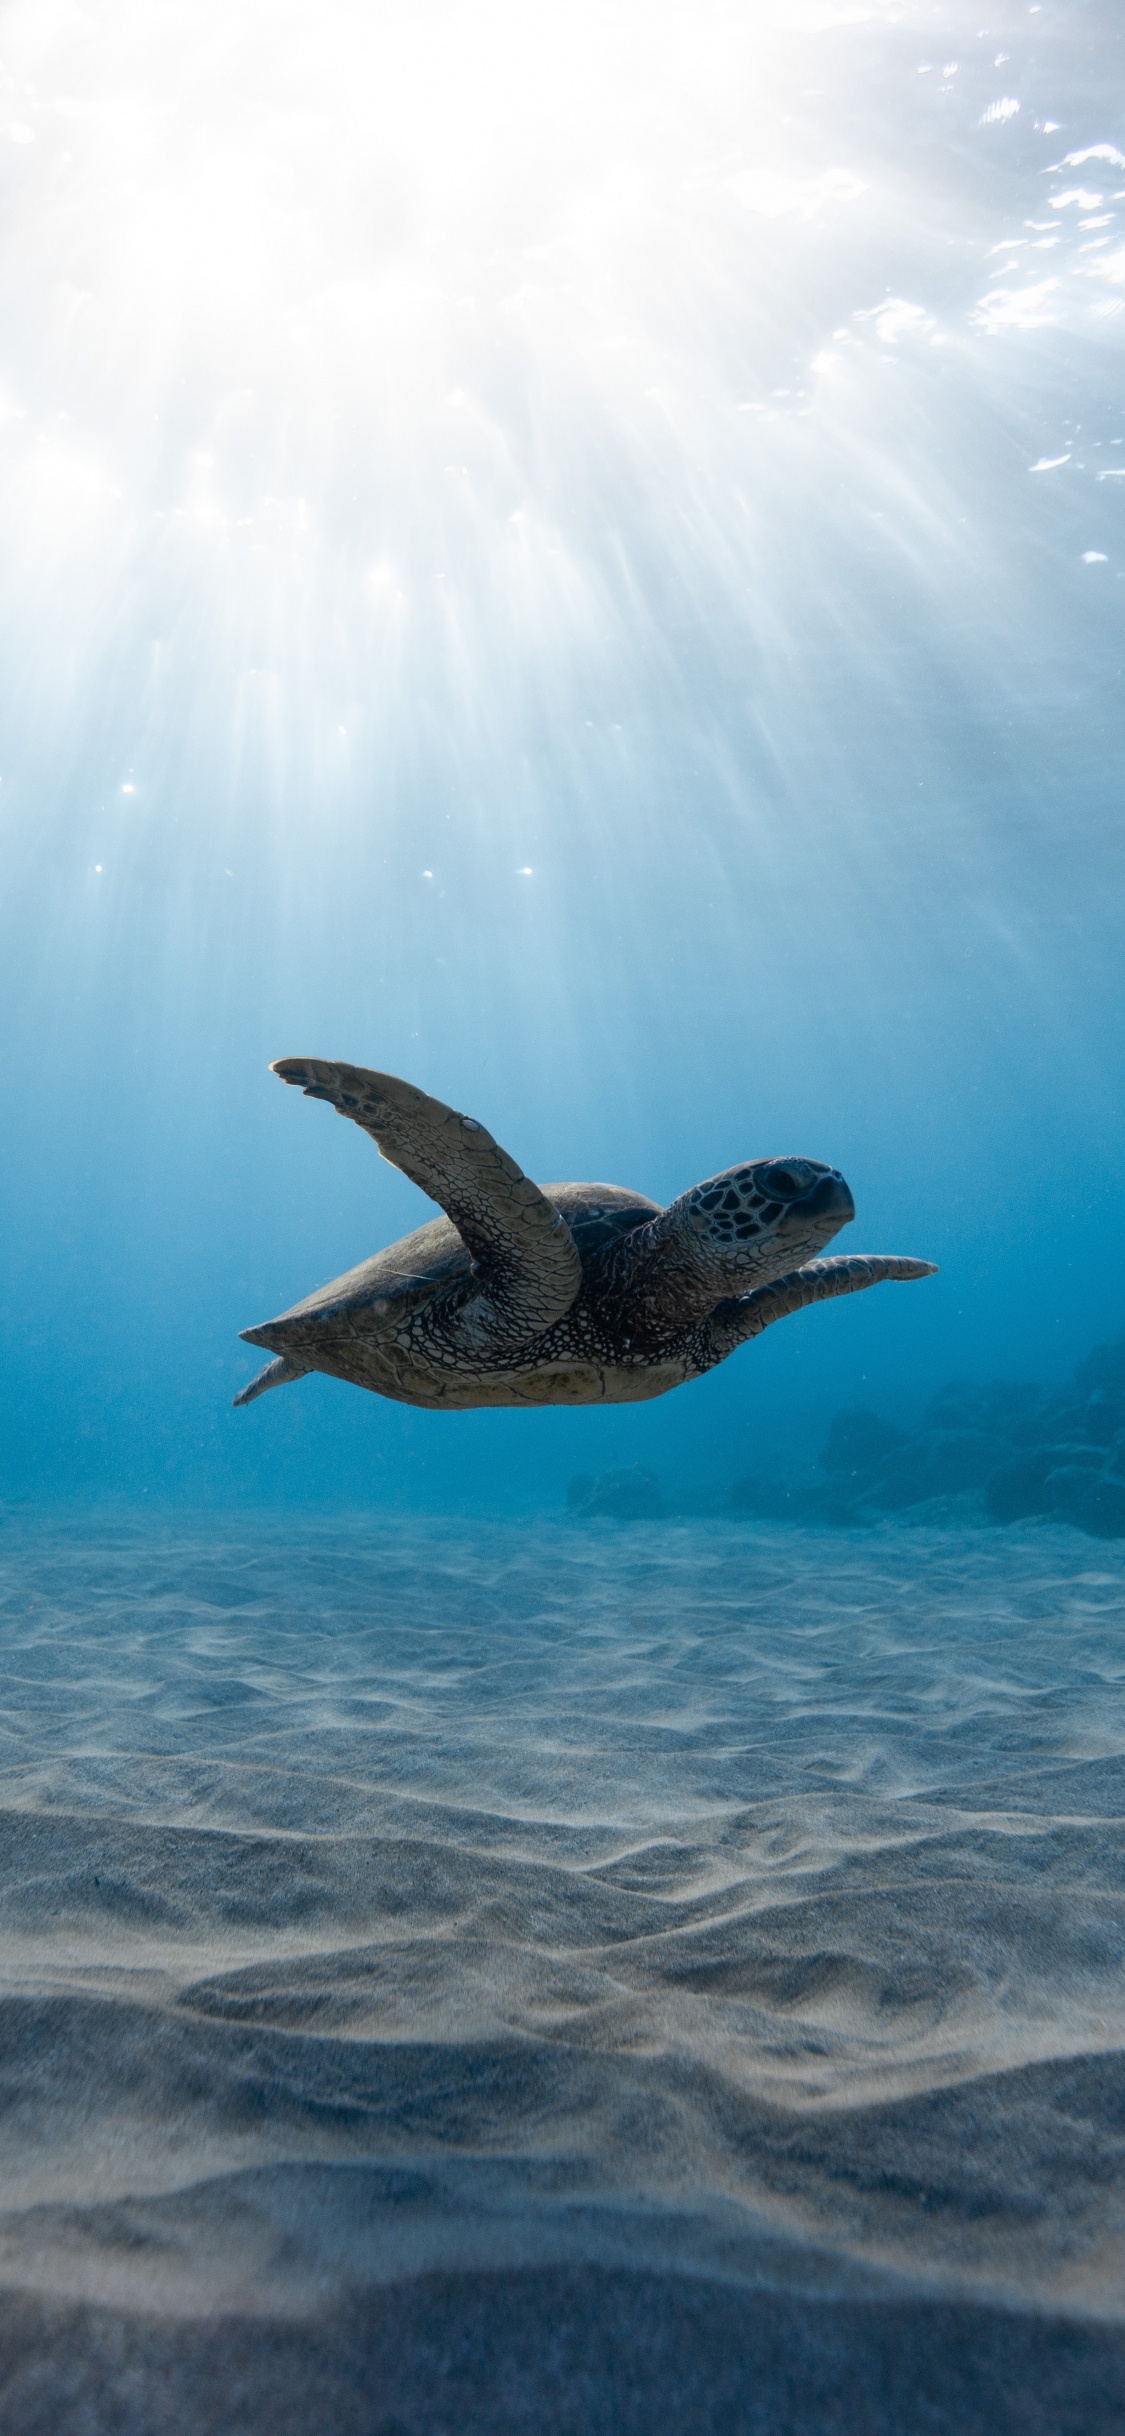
[568,1334,1125,1539]
[737,1334,1125,1536]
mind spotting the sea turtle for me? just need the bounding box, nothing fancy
[234,1059,936,1412]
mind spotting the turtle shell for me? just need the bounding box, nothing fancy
[241,1181,661,1365]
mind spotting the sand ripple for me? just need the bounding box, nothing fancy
[1,1516,1125,2428]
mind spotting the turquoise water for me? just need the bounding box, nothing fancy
[2,0,1123,1514]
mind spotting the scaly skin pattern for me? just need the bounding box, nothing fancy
[240,1184,937,1413]
[236,1062,937,1412]
[297,1230,713,1412]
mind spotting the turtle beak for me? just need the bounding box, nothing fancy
[802,1170,855,1226]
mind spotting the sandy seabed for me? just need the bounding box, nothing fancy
[2,1513,1125,2432]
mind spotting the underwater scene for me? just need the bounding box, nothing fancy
[2,0,1125,2427]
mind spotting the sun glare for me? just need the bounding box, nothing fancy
[2,0,1120,1064]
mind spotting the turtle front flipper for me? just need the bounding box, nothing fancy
[711,1254,937,1357]
[270,1059,582,1336]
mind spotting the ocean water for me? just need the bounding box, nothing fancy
[2,0,1125,2427]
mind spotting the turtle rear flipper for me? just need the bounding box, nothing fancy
[232,1353,310,1408]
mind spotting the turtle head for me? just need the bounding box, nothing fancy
[680,1158,855,1290]
[617,1157,856,1334]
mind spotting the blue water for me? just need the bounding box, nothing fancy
[5,13,1125,2423]
[2,0,1123,1515]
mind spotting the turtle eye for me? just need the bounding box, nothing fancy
[761,1163,802,1198]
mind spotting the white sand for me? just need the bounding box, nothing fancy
[1,1515,1124,2431]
